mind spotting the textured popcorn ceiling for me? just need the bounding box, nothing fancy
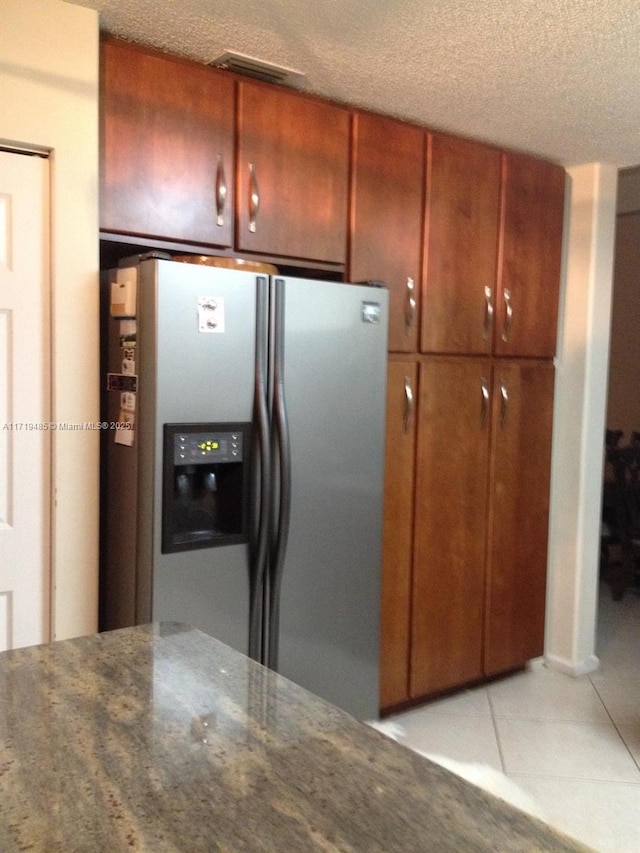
[66,0,640,167]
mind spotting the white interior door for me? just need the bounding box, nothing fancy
[0,149,51,650]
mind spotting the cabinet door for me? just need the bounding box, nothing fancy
[380,360,418,710]
[236,82,349,263]
[349,114,424,353]
[410,358,490,697]
[100,39,235,247]
[484,361,555,674]
[495,153,566,357]
[422,134,501,354]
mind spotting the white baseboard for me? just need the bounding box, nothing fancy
[544,653,600,676]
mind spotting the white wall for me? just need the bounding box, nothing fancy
[546,163,618,674]
[0,0,100,639]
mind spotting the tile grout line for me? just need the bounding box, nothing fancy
[508,771,640,787]
[486,690,509,775]
[486,674,640,786]
[588,673,640,774]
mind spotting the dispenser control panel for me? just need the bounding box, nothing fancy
[174,431,243,465]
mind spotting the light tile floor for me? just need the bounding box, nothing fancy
[385,584,640,853]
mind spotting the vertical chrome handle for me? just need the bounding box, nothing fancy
[248,162,259,233]
[500,380,509,427]
[483,286,494,340]
[267,278,292,672]
[248,276,271,662]
[502,288,513,342]
[481,377,490,428]
[403,375,414,434]
[215,154,227,227]
[405,277,416,336]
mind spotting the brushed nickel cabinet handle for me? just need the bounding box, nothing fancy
[500,380,509,427]
[215,154,227,227]
[502,288,513,342]
[481,377,490,429]
[248,162,259,233]
[483,286,494,340]
[405,277,416,336]
[403,375,414,434]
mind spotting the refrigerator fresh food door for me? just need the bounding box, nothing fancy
[138,259,261,655]
[271,277,389,719]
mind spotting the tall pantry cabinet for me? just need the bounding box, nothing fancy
[348,112,424,708]
[367,130,566,711]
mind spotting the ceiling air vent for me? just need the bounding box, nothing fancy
[209,51,306,87]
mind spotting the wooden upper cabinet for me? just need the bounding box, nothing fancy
[422,133,502,355]
[379,359,418,710]
[236,81,350,264]
[495,153,566,358]
[484,361,555,674]
[349,113,424,353]
[100,39,235,247]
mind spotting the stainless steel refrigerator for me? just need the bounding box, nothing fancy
[101,257,388,719]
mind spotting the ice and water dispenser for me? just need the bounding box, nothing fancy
[162,423,251,553]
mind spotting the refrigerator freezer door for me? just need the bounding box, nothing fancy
[137,260,260,654]
[273,278,389,719]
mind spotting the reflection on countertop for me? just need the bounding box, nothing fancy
[0,624,592,852]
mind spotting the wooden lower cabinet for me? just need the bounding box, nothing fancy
[484,360,555,674]
[410,358,490,697]
[379,360,418,708]
[380,356,554,711]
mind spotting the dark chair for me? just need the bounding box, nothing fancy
[605,441,640,600]
[600,430,622,579]
[606,429,624,450]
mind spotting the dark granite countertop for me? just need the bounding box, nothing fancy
[0,624,592,852]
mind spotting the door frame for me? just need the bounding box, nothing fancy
[0,0,100,641]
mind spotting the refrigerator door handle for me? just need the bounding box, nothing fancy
[267,278,292,671]
[249,276,271,661]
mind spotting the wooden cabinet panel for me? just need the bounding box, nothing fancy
[349,114,424,353]
[236,81,350,263]
[495,153,566,358]
[380,360,418,709]
[484,361,555,674]
[410,358,490,697]
[422,134,501,355]
[100,39,235,247]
